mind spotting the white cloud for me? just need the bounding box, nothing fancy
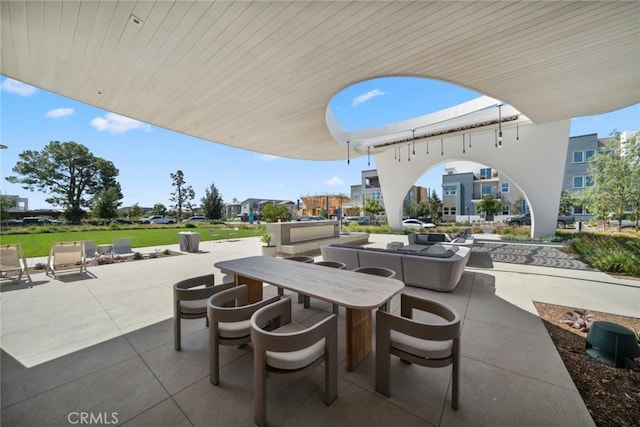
[325,176,343,186]
[45,107,74,118]
[90,112,151,133]
[1,78,37,96]
[258,154,280,162]
[351,89,388,107]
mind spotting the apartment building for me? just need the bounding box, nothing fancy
[441,163,523,222]
[348,169,428,218]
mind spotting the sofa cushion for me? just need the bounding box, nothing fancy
[408,244,458,258]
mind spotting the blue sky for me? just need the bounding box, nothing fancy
[1,75,638,210]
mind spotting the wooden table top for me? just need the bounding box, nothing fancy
[215,256,404,310]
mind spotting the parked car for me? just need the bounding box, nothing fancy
[504,212,575,228]
[607,219,636,229]
[344,216,370,225]
[112,218,133,224]
[402,218,436,229]
[184,215,208,223]
[139,215,176,224]
[297,216,325,221]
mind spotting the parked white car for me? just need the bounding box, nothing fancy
[139,215,175,224]
[402,219,436,229]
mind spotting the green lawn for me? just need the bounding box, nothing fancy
[0,225,262,257]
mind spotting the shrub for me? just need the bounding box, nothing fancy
[132,252,144,260]
[184,222,197,228]
[163,249,170,255]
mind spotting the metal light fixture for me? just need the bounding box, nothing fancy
[412,129,416,156]
[462,134,466,154]
[407,144,411,162]
[346,140,350,164]
[516,123,520,142]
[469,133,472,148]
[494,130,498,148]
[497,103,503,147]
[440,138,443,156]
[367,145,371,166]
[426,140,429,155]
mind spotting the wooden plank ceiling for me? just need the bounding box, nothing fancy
[1,1,638,160]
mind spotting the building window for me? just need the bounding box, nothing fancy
[481,185,492,196]
[585,149,595,161]
[585,175,595,187]
[443,207,449,215]
[573,176,584,188]
[502,205,510,215]
[501,182,510,193]
[480,167,492,179]
[450,207,456,215]
[574,205,584,214]
[370,191,382,200]
[443,185,457,196]
[573,151,584,163]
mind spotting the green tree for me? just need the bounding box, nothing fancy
[201,182,224,220]
[170,170,195,222]
[152,203,168,216]
[427,189,442,220]
[558,190,576,215]
[512,197,524,215]
[0,196,17,222]
[92,187,121,220]
[407,201,419,217]
[129,203,143,221]
[476,196,502,220]
[416,200,431,218]
[363,198,384,216]
[6,141,121,224]
[261,203,291,222]
[586,131,638,231]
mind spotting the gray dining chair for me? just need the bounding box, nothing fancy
[207,284,280,385]
[375,294,461,409]
[283,255,315,307]
[251,297,338,427]
[314,260,347,314]
[173,274,234,351]
[352,266,396,311]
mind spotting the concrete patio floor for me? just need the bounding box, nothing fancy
[1,233,638,426]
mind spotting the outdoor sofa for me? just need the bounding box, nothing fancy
[320,242,471,292]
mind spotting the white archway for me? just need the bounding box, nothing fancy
[375,119,571,238]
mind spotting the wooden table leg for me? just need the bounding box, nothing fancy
[235,274,263,304]
[345,308,372,371]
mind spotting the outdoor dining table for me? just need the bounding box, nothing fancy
[214,256,405,371]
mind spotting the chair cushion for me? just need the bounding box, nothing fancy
[218,319,251,339]
[266,323,325,370]
[390,330,452,360]
[179,299,207,314]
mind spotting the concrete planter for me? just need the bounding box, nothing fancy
[261,246,277,257]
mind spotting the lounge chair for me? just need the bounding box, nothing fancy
[112,237,132,255]
[46,241,87,278]
[0,243,31,282]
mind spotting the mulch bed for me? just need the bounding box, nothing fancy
[534,302,640,427]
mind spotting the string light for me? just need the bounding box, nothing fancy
[407,144,411,162]
[498,103,503,147]
[346,140,350,164]
[462,134,466,154]
[412,129,416,156]
[367,146,371,166]
[516,123,520,142]
[440,138,443,156]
